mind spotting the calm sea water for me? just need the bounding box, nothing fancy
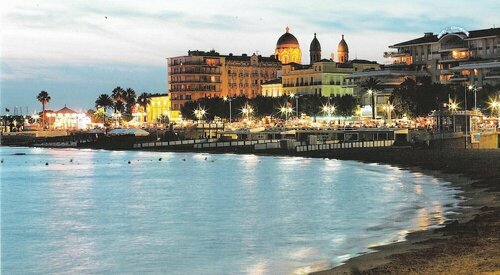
[1,147,460,274]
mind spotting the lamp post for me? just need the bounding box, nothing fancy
[367,89,377,120]
[280,106,293,124]
[489,97,500,129]
[448,99,459,132]
[223,96,233,123]
[321,103,335,126]
[290,93,300,118]
[194,106,206,122]
[241,103,253,121]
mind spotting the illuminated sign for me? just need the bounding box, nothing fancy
[437,26,469,39]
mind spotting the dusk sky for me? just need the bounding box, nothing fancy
[1,0,498,114]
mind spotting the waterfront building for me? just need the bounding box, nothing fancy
[346,27,500,117]
[281,59,380,97]
[168,50,281,111]
[146,94,181,123]
[261,78,283,97]
[269,31,379,98]
[275,27,302,64]
[45,106,91,130]
[383,26,500,86]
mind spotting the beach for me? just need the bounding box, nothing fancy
[306,148,500,275]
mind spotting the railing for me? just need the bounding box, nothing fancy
[440,44,468,51]
[170,70,221,75]
[296,140,394,152]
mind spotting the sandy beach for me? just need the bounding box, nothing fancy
[305,148,500,275]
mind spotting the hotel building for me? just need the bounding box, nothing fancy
[346,27,500,116]
[168,50,281,111]
[266,31,379,97]
[384,26,500,86]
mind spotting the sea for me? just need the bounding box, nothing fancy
[0,147,461,274]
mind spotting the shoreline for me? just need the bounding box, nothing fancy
[304,148,500,274]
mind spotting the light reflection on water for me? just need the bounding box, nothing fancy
[1,147,461,274]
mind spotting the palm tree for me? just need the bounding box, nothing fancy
[95,94,113,124]
[124,88,137,114]
[111,86,126,111]
[137,92,151,123]
[36,91,51,129]
[361,77,382,119]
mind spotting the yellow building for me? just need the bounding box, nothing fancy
[274,27,302,64]
[146,94,181,124]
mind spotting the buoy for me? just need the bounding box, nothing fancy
[45,162,49,166]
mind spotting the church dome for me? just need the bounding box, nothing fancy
[309,33,321,51]
[276,27,300,48]
[338,34,348,52]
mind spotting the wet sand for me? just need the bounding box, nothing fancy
[305,148,500,275]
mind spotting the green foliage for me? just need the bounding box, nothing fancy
[180,94,358,120]
[390,77,451,118]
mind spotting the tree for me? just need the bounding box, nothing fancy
[334,95,357,117]
[124,88,137,115]
[390,77,450,118]
[95,94,113,124]
[361,77,382,119]
[36,91,51,129]
[137,92,151,110]
[111,86,126,112]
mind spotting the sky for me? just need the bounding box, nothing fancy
[1,0,499,114]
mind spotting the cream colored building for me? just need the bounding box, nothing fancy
[384,26,500,86]
[282,61,355,97]
[261,78,283,97]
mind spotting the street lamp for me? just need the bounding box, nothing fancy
[223,96,233,123]
[489,96,500,129]
[291,94,301,118]
[193,106,206,122]
[367,89,377,119]
[241,103,253,121]
[321,103,336,117]
[280,105,293,123]
[447,99,459,132]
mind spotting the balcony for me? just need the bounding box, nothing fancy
[171,80,222,84]
[170,61,221,66]
[384,50,410,58]
[170,70,221,75]
[439,43,469,52]
[485,71,500,79]
[449,74,468,82]
[439,54,470,63]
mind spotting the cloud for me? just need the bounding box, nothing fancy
[1,0,498,112]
